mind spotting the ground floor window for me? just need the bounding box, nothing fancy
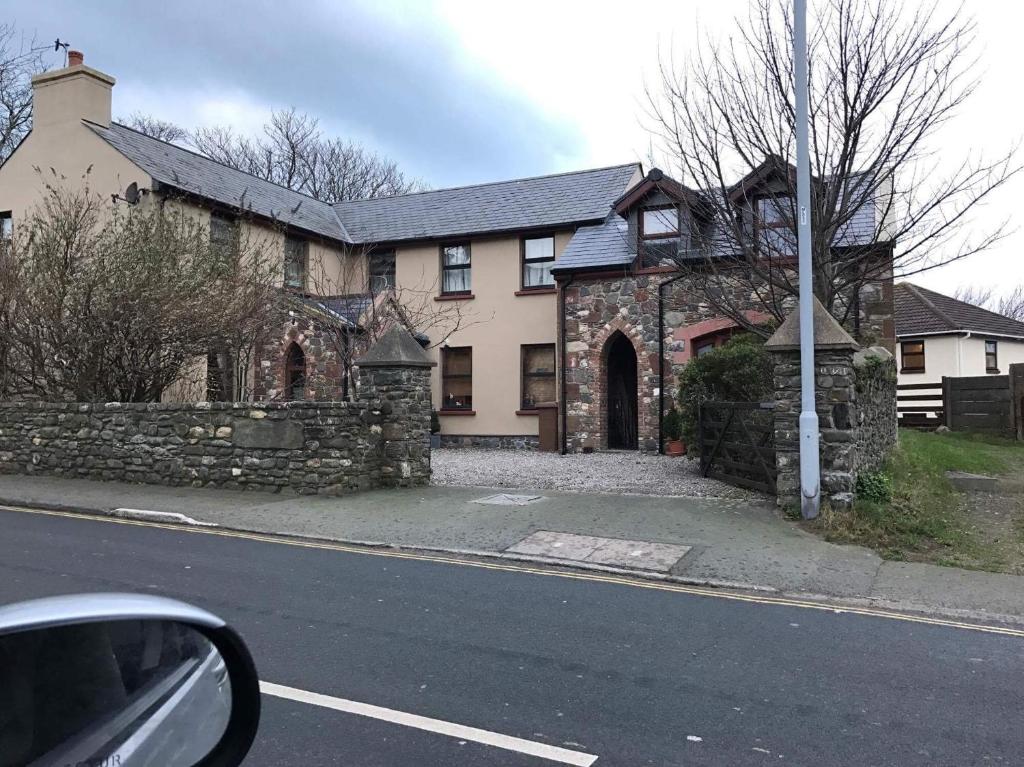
[985,340,998,373]
[521,344,556,409]
[442,346,472,410]
[901,340,925,373]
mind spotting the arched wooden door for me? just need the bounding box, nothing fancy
[606,332,638,449]
[285,342,306,401]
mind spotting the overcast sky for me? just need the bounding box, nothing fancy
[14,0,1023,300]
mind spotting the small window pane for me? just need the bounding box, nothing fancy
[443,245,470,266]
[442,268,471,294]
[523,260,554,288]
[985,340,998,372]
[757,197,792,226]
[642,208,678,237]
[524,236,554,261]
[524,376,556,406]
[901,340,925,372]
[524,345,555,374]
[1,212,13,243]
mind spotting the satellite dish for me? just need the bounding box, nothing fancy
[124,182,139,205]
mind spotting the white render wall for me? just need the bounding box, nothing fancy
[897,333,1024,387]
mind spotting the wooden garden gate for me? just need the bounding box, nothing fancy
[698,401,777,494]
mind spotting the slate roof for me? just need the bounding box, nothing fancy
[895,283,1024,339]
[332,164,639,244]
[551,214,633,273]
[87,121,349,240]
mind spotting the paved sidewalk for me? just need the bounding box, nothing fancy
[2,473,1024,625]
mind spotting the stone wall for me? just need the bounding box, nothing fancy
[853,348,898,474]
[561,266,895,454]
[768,306,897,510]
[0,328,434,494]
[439,434,539,450]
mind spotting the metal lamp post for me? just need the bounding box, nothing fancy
[794,0,820,519]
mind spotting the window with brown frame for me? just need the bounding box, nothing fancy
[522,236,555,289]
[441,347,472,410]
[284,235,307,290]
[985,340,999,373]
[900,340,925,373]
[521,344,556,410]
[0,211,12,247]
[369,250,396,294]
[639,206,679,239]
[441,243,471,295]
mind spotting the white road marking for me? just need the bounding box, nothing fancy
[260,681,599,766]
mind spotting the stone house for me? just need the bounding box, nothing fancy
[0,52,895,453]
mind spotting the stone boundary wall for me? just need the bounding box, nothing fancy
[0,339,433,494]
[439,434,539,450]
[771,345,897,510]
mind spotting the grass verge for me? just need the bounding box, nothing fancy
[811,429,1024,572]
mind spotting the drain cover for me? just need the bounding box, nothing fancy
[472,493,544,506]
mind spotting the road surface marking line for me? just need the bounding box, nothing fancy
[260,681,599,766]
[5,504,1024,638]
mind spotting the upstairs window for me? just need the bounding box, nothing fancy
[284,236,307,290]
[755,195,794,229]
[441,243,471,295]
[441,346,472,410]
[521,344,556,410]
[985,340,999,373]
[369,250,396,294]
[901,340,925,373]
[209,212,236,252]
[639,206,679,239]
[0,211,11,247]
[522,236,556,289]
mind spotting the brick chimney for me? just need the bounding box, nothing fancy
[30,49,115,129]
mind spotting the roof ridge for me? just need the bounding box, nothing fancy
[899,282,956,331]
[333,162,641,207]
[91,119,340,211]
[910,282,1024,333]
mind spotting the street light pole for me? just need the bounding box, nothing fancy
[794,0,820,519]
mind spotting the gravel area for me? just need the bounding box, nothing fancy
[431,448,762,499]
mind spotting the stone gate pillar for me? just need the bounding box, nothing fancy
[355,327,436,487]
[765,298,860,511]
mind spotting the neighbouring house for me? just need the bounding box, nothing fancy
[0,52,896,453]
[895,282,1024,382]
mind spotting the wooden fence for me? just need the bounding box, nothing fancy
[897,382,944,429]
[942,375,1012,435]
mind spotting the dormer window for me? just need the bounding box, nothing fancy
[639,206,679,239]
[755,195,793,229]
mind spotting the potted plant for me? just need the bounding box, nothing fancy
[430,409,442,449]
[662,407,685,456]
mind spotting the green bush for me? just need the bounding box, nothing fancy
[855,470,893,503]
[662,407,683,441]
[676,334,772,442]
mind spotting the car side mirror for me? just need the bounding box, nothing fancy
[0,593,260,767]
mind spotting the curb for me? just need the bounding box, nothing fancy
[4,499,1024,630]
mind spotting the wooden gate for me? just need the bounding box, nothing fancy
[698,401,777,494]
[897,382,944,429]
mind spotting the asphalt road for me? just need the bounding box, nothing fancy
[1,506,1022,766]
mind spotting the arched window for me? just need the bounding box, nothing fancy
[285,342,306,401]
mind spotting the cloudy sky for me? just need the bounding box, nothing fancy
[13,0,1023,299]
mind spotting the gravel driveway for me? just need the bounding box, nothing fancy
[431,449,761,499]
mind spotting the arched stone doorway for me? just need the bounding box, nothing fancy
[605,331,638,449]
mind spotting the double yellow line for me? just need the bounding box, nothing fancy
[5,504,1024,639]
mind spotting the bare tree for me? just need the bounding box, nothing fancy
[0,169,280,402]
[191,108,425,201]
[954,284,1024,322]
[647,0,1020,337]
[303,247,490,400]
[0,25,47,162]
[120,111,190,144]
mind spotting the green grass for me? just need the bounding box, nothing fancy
[814,429,1024,570]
